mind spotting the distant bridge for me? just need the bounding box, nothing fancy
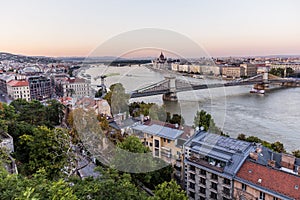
[129,73,300,101]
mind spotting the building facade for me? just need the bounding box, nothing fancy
[222,66,245,78]
[7,80,31,101]
[240,63,257,77]
[54,75,90,98]
[234,146,300,200]
[132,123,184,164]
[0,74,15,93]
[28,76,52,100]
[184,131,254,200]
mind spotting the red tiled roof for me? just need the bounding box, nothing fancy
[7,80,29,87]
[236,160,300,199]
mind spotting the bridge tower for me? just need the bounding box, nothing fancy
[253,72,269,91]
[97,75,107,98]
[162,75,178,102]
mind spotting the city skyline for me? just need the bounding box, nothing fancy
[1,0,300,57]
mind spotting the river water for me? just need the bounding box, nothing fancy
[85,65,300,152]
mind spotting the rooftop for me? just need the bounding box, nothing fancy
[236,160,300,200]
[7,80,29,87]
[132,124,184,140]
[185,131,254,176]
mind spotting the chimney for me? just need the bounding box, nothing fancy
[250,152,258,161]
[268,160,276,168]
[281,153,295,170]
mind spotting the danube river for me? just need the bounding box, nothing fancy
[84,65,300,152]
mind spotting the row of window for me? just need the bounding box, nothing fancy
[13,87,29,90]
[188,166,231,185]
[189,191,230,200]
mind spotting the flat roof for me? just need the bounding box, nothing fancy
[132,124,184,140]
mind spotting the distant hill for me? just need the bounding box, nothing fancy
[0,52,60,64]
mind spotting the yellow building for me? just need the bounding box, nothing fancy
[131,121,192,162]
[222,66,245,78]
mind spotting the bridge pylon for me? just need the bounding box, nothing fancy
[162,75,178,102]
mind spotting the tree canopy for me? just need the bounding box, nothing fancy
[104,83,130,115]
[193,110,221,133]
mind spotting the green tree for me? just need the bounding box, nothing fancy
[271,141,285,153]
[150,180,188,200]
[113,136,173,189]
[193,110,221,133]
[292,150,300,158]
[286,67,294,77]
[0,167,77,200]
[104,83,130,115]
[45,99,65,126]
[237,133,246,141]
[10,99,47,126]
[169,114,185,125]
[71,167,147,200]
[269,68,284,77]
[19,126,72,179]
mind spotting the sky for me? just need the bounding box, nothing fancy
[1,0,300,57]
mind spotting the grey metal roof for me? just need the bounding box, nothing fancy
[132,124,148,132]
[185,131,254,177]
[192,145,232,162]
[132,124,184,140]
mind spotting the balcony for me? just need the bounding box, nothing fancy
[187,156,224,173]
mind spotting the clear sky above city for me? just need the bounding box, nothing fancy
[1,0,300,57]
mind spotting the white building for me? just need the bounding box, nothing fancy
[55,75,91,97]
[7,80,31,101]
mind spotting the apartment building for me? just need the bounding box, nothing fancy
[54,75,90,98]
[240,63,257,77]
[131,120,194,165]
[234,146,300,200]
[0,74,15,93]
[222,66,245,78]
[28,76,52,100]
[184,131,254,200]
[7,80,31,101]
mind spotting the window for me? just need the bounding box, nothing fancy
[223,178,231,185]
[189,165,195,171]
[211,182,217,190]
[189,182,195,190]
[190,173,195,181]
[167,139,171,143]
[223,187,230,195]
[149,143,152,147]
[154,139,159,148]
[242,183,247,191]
[200,187,206,194]
[210,192,217,199]
[211,173,218,180]
[189,191,195,199]
[200,169,206,176]
[163,138,166,142]
[260,191,265,200]
[273,197,280,200]
[200,177,206,185]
